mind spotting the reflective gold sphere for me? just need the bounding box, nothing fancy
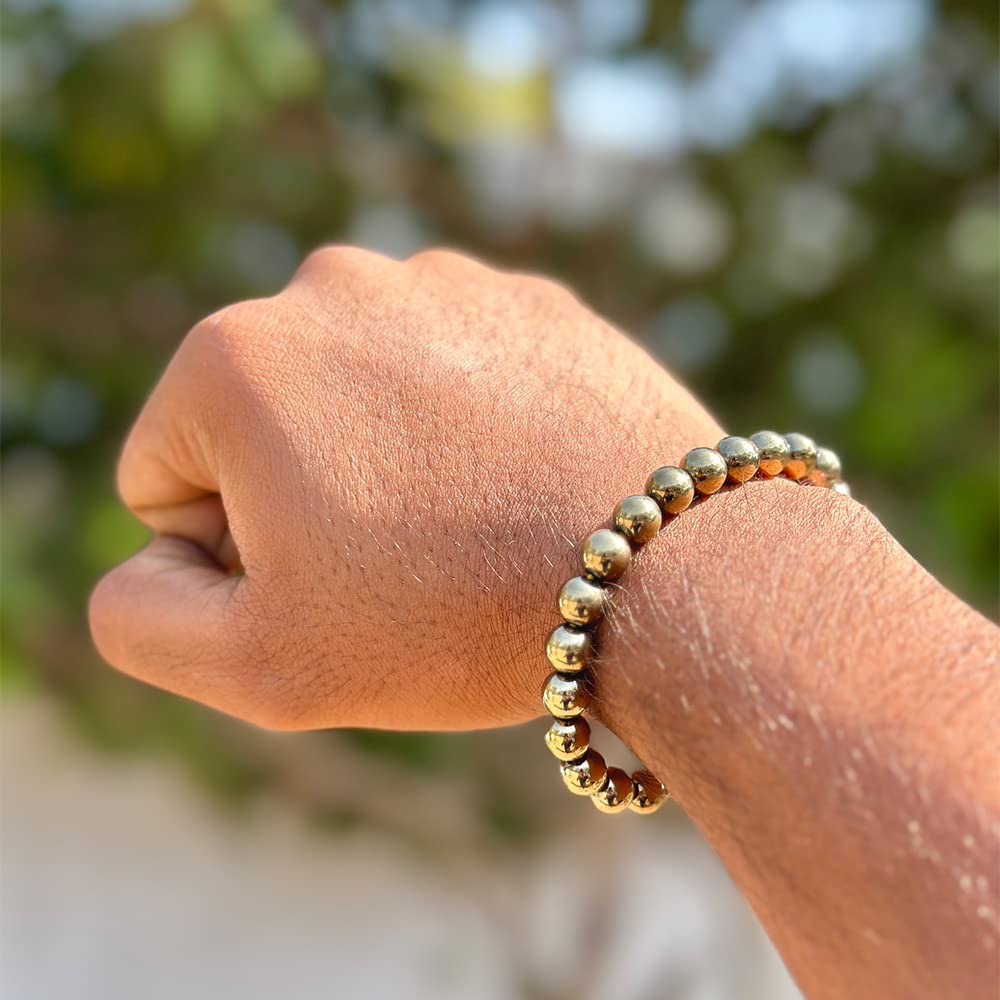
[783,432,818,479]
[628,770,669,814]
[717,436,760,484]
[560,749,608,796]
[541,672,591,719]
[557,576,605,627]
[815,446,842,482]
[749,430,790,477]
[544,718,591,762]
[581,528,632,581]
[613,494,662,545]
[545,624,593,673]
[592,766,634,814]
[682,447,728,495]
[645,465,695,515]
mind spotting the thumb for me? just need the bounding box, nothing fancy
[89,536,252,719]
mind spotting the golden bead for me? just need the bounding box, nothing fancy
[749,430,791,477]
[581,528,631,581]
[682,447,727,495]
[544,718,591,762]
[645,465,694,515]
[557,576,605,627]
[613,494,662,544]
[815,446,842,482]
[831,480,852,497]
[783,432,818,480]
[629,770,669,814]
[716,436,759,484]
[592,766,634,814]
[541,672,591,719]
[560,749,608,796]
[545,624,593,673]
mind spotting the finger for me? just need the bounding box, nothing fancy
[117,342,219,516]
[116,301,264,519]
[135,494,243,573]
[89,535,252,719]
[116,305,263,569]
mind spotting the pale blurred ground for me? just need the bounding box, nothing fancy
[0,700,799,1000]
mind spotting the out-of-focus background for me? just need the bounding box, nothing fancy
[1,1,997,997]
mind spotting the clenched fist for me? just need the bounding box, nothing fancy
[90,247,721,731]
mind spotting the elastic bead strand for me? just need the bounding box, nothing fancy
[783,432,818,479]
[541,672,591,719]
[613,495,662,544]
[581,528,631,581]
[545,718,591,762]
[592,767,634,814]
[645,465,694,515]
[629,770,669,814]
[557,576,605,627]
[545,624,593,673]
[717,436,760,483]
[749,430,790,477]
[561,749,608,795]
[542,430,850,816]
[682,447,728,495]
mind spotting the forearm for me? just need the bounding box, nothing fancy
[597,479,1000,999]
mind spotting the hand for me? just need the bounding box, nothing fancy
[90,247,722,731]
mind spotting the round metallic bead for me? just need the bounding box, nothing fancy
[645,465,695,516]
[557,576,606,627]
[560,749,608,796]
[541,672,591,719]
[716,436,760,484]
[613,495,662,545]
[749,430,791,477]
[592,766,634,814]
[629,770,669,814]
[682,447,728,495]
[783,432,818,480]
[581,528,632,581]
[831,480,852,497]
[545,624,593,674]
[815,447,842,482]
[544,718,591,762]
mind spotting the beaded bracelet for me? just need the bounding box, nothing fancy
[541,431,850,816]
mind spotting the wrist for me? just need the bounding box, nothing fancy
[595,476,996,809]
[593,479,889,806]
[589,475,998,1000]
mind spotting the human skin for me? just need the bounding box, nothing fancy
[89,247,1000,999]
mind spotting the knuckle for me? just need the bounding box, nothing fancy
[114,438,140,510]
[407,246,456,266]
[511,271,581,312]
[188,298,274,361]
[406,246,491,278]
[292,244,387,284]
[173,298,296,403]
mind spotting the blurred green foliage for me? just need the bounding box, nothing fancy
[2,0,997,813]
